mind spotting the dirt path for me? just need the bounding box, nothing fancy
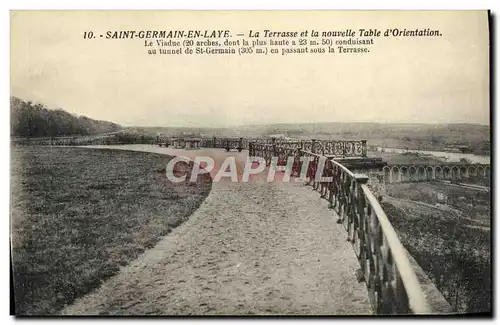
[62,145,371,315]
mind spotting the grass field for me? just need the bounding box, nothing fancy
[382,182,491,313]
[10,146,212,315]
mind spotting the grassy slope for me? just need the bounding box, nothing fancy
[10,146,212,315]
[382,182,491,313]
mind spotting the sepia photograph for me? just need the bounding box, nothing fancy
[9,10,491,316]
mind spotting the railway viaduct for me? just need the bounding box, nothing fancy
[381,164,490,184]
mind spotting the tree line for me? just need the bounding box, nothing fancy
[10,97,121,137]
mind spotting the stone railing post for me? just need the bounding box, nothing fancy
[354,174,370,208]
[361,140,367,157]
[213,136,217,148]
[354,174,369,186]
[239,137,243,150]
[311,139,316,154]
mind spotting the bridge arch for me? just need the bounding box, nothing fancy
[485,166,491,178]
[417,166,426,181]
[460,166,469,179]
[391,166,401,183]
[443,166,451,180]
[409,166,417,182]
[451,166,460,181]
[435,166,443,180]
[383,166,392,183]
[426,166,435,181]
[400,166,409,182]
[469,166,477,177]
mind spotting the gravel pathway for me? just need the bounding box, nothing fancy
[61,145,371,315]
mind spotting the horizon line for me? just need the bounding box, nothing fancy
[123,120,491,129]
[11,96,490,128]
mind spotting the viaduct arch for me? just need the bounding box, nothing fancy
[382,164,490,183]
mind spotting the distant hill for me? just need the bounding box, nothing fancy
[131,121,490,155]
[10,97,121,137]
[126,126,235,138]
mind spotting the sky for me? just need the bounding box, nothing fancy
[10,11,490,127]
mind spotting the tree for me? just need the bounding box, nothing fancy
[10,97,121,137]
